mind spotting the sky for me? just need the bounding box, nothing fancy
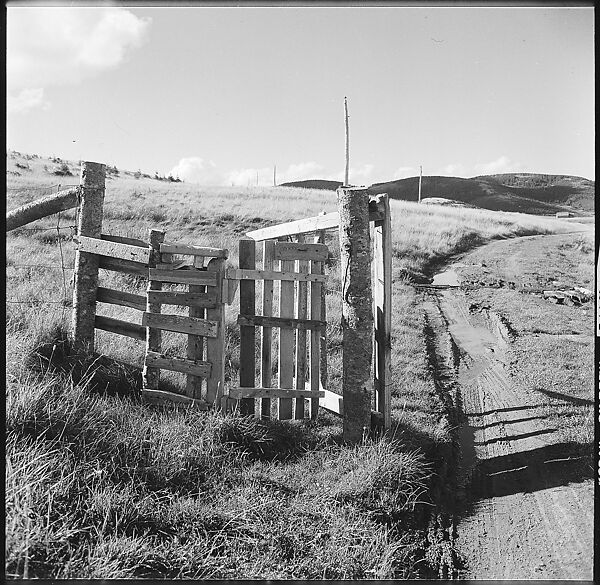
[6,4,595,185]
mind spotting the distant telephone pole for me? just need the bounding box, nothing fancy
[273,164,277,187]
[256,171,259,186]
[344,96,350,187]
[418,165,423,203]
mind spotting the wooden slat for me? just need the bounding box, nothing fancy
[98,256,148,277]
[95,315,145,340]
[226,268,326,283]
[145,351,212,378]
[148,268,217,286]
[273,241,329,261]
[246,200,385,241]
[77,235,150,264]
[310,243,324,420]
[237,315,325,330]
[141,388,210,408]
[238,238,256,415]
[205,257,226,405]
[295,235,309,419]
[278,258,295,420]
[101,233,147,248]
[187,255,205,399]
[229,387,324,399]
[315,232,328,416]
[146,290,217,308]
[96,287,146,311]
[160,243,228,258]
[142,312,218,337]
[260,240,276,419]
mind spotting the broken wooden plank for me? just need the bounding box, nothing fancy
[96,287,146,311]
[148,268,217,286]
[237,315,326,331]
[145,351,212,378]
[95,315,145,340]
[77,235,150,264]
[273,241,329,262]
[141,312,218,337]
[160,243,228,258]
[226,268,326,283]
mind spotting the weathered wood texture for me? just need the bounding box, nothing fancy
[101,233,148,248]
[338,187,373,443]
[6,187,79,232]
[205,257,226,405]
[77,235,150,264]
[143,229,165,390]
[95,315,145,341]
[226,268,326,283]
[372,194,392,429]
[278,257,295,420]
[96,287,146,311]
[142,312,218,337]
[295,234,309,419]
[160,243,228,258]
[72,162,105,354]
[187,255,205,399]
[237,315,325,330]
[149,268,217,286]
[274,241,329,261]
[229,387,325,399]
[98,256,148,277]
[147,290,217,308]
[238,238,256,415]
[310,233,325,419]
[260,240,275,419]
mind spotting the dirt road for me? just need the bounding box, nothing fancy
[421,230,594,579]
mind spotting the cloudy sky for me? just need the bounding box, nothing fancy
[6,4,595,184]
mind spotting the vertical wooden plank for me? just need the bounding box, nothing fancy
[310,255,323,420]
[315,231,328,396]
[278,256,295,420]
[373,195,392,429]
[338,187,373,443]
[295,234,308,419]
[260,240,276,419]
[206,257,226,406]
[186,255,205,399]
[239,238,256,415]
[143,229,165,390]
[72,161,105,354]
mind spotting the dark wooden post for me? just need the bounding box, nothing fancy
[71,161,106,354]
[239,238,256,415]
[337,187,373,443]
[143,229,165,390]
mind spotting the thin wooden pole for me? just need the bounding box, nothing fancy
[206,257,226,405]
[418,165,422,203]
[295,234,308,419]
[278,253,295,420]
[239,238,256,415]
[337,186,373,443]
[71,161,106,354]
[143,229,165,390]
[344,97,350,187]
[273,165,277,187]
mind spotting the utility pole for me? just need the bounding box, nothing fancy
[256,171,259,186]
[344,96,350,187]
[273,164,277,187]
[418,165,423,203]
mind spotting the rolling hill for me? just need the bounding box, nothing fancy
[281,174,595,216]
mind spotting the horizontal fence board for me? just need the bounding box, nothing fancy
[237,314,326,331]
[149,268,217,286]
[141,389,210,408]
[98,256,148,277]
[142,312,218,337]
[146,290,218,308]
[101,233,148,248]
[160,243,228,258]
[77,235,150,264]
[228,387,325,399]
[95,315,145,340]
[145,351,212,377]
[273,241,329,261]
[96,287,146,311]
[226,268,326,283]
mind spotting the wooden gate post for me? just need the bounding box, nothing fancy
[71,161,106,354]
[239,238,256,415]
[337,187,373,443]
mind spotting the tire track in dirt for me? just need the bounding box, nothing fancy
[420,241,593,579]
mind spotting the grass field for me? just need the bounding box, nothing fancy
[5,150,578,578]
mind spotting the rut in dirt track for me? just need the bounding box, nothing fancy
[421,285,593,580]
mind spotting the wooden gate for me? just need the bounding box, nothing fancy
[224,236,327,420]
[140,231,230,408]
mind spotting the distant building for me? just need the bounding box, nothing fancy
[556,211,573,218]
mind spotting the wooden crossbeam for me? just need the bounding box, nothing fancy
[273,241,329,261]
[228,387,324,399]
[226,268,326,283]
[237,315,326,331]
[99,256,148,277]
[77,235,150,264]
[148,268,217,286]
[101,233,148,248]
[96,287,146,311]
[146,290,218,308]
[160,243,228,258]
[142,312,218,337]
[145,351,212,377]
[95,315,145,340]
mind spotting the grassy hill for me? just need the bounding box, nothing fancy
[281,173,595,216]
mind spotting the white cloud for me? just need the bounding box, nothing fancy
[473,156,526,175]
[227,166,272,186]
[7,88,49,113]
[169,157,224,185]
[7,7,150,111]
[392,166,418,180]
